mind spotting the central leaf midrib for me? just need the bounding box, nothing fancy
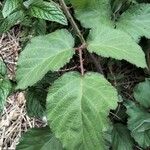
[79,77,84,146]
[79,78,101,149]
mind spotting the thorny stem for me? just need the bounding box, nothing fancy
[57,66,77,72]
[75,44,86,75]
[79,48,84,75]
[59,0,86,44]
[59,0,85,75]
[59,0,104,75]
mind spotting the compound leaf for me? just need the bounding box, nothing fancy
[16,127,63,150]
[117,4,150,42]
[87,25,147,68]
[16,29,75,89]
[47,72,118,150]
[69,0,112,28]
[2,0,22,18]
[112,123,134,150]
[134,79,150,108]
[126,102,150,149]
[29,1,67,25]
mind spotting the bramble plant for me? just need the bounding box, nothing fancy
[0,0,150,149]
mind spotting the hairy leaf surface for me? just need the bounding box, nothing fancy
[69,0,112,28]
[112,123,134,150]
[47,72,118,150]
[126,102,150,149]
[117,4,150,42]
[29,1,67,25]
[16,29,75,89]
[87,25,147,68]
[16,127,63,150]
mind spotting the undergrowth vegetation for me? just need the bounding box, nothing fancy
[0,0,150,149]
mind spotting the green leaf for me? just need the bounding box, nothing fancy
[126,101,150,149]
[23,0,43,8]
[35,71,59,89]
[112,123,134,150]
[46,72,118,149]
[28,1,67,25]
[69,0,112,28]
[117,4,150,42]
[110,0,132,14]
[0,10,3,20]
[33,19,47,35]
[16,127,63,150]
[26,72,59,118]
[26,87,47,118]
[0,10,25,33]
[87,25,147,68]
[0,78,12,113]
[103,127,113,149]
[0,59,11,113]
[0,60,7,76]
[16,29,75,89]
[2,0,22,18]
[134,79,150,108]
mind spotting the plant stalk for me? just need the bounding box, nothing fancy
[59,0,86,44]
[59,0,85,75]
[59,0,104,75]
